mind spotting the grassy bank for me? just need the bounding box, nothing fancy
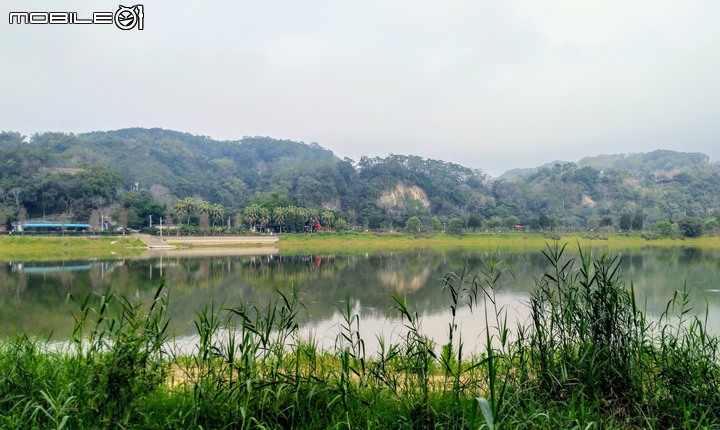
[2,245,720,428]
[2,232,719,261]
[277,230,720,253]
[0,236,145,261]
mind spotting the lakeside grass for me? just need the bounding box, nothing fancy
[0,235,145,261]
[2,232,720,262]
[277,230,720,253]
[2,245,720,428]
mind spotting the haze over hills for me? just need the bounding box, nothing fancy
[497,150,711,181]
[1,128,719,235]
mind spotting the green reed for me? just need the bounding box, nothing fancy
[1,245,720,428]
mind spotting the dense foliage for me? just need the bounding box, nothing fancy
[2,128,720,236]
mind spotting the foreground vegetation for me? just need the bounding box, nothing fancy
[1,244,720,428]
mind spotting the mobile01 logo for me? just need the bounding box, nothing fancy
[8,5,144,30]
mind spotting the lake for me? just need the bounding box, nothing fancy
[2,245,720,353]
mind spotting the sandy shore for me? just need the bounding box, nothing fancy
[139,246,279,259]
[162,235,279,246]
[131,234,280,249]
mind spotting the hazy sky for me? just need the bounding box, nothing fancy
[2,1,719,176]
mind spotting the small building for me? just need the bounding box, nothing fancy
[13,222,92,233]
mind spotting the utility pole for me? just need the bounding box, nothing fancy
[150,214,153,229]
[159,217,163,237]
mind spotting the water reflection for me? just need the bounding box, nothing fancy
[2,247,720,352]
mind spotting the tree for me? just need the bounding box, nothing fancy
[287,206,308,232]
[631,211,644,231]
[405,216,422,233]
[678,217,704,238]
[705,217,718,234]
[487,216,503,229]
[321,210,336,229]
[209,203,224,228]
[618,213,633,231]
[431,216,441,232]
[198,200,210,220]
[654,220,673,238]
[120,191,166,230]
[174,197,196,226]
[547,215,558,230]
[306,208,319,231]
[334,218,348,232]
[243,204,269,232]
[587,218,600,230]
[448,217,465,235]
[504,215,521,230]
[600,216,614,228]
[467,215,482,231]
[272,206,289,233]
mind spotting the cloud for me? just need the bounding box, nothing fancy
[1,0,719,175]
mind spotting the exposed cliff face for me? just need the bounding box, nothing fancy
[322,198,342,211]
[377,182,431,210]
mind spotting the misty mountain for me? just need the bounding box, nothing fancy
[497,150,710,181]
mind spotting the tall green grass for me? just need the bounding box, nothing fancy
[1,244,719,428]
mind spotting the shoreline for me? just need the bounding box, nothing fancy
[1,232,719,262]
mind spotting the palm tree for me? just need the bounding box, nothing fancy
[198,200,210,217]
[243,205,259,231]
[257,207,270,232]
[273,206,289,233]
[209,203,224,228]
[321,210,335,229]
[174,197,196,226]
[306,208,319,231]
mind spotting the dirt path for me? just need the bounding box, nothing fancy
[131,233,172,248]
[163,235,279,246]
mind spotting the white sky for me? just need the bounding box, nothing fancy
[1,0,719,176]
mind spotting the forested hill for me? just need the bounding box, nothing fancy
[0,128,488,229]
[1,128,719,236]
[76,128,339,206]
[498,150,710,181]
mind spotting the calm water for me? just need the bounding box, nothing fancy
[2,247,720,352]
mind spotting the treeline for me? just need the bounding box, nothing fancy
[2,128,720,237]
[489,158,720,238]
[156,198,344,235]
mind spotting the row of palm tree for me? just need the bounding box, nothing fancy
[173,197,225,227]
[172,198,337,233]
[243,204,336,233]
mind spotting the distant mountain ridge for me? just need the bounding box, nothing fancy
[497,150,711,181]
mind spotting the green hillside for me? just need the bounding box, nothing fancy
[1,128,718,237]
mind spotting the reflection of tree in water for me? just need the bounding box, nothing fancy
[0,263,27,303]
[0,263,11,295]
[5,247,720,339]
[678,247,703,266]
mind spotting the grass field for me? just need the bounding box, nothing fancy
[0,235,145,261]
[276,231,720,253]
[2,231,719,262]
